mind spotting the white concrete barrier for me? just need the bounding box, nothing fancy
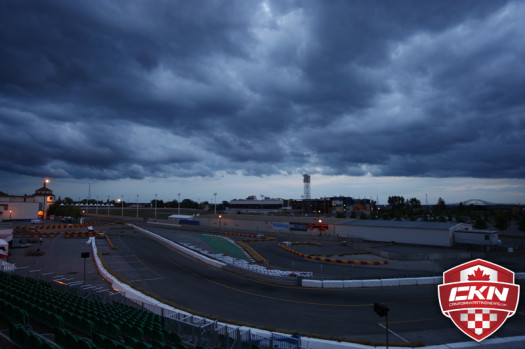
[362,279,381,287]
[343,280,363,288]
[322,280,344,288]
[128,224,226,268]
[417,276,439,285]
[90,238,189,316]
[380,278,400,287]
[398,277,418,286]
[302,279,323,288]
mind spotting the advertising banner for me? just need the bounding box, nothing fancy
[272,222,290,230]
[289,222,308,231]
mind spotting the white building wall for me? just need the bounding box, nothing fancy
[0,202,40,220]
[334,225,454,247]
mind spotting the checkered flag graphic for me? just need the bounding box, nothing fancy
[460,309,498,336]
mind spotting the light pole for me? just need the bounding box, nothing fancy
[136,194,139,218]
[96,195,99,214]
[44,179,50,219]
[154,194,158,220]
[178,193,181,215]
[9,210,12,220]
[107,195,110,215]
[120,195,124,216]
[213,193,217,215]
[218,214,222,230]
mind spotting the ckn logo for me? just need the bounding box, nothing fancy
[438,259,520,341]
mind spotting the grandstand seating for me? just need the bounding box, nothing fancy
[0,271,194,349]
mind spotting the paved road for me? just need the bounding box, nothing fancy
[6,220,525,346]
[99,223,525,346]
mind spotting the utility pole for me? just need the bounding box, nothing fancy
[154,194,158,219]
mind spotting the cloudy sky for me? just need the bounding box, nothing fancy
[1,0,524,205]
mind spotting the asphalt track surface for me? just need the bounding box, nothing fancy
[98,222,525,346]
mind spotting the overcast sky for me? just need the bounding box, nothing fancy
[1,0,524,205]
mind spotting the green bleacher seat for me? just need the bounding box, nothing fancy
[1,271,189,349]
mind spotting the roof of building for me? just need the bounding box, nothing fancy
[338,219,462,230]
[34,186,53,195]
[229,199,283,205]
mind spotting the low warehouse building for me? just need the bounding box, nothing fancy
[335,220,472,247]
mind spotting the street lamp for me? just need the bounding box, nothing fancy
[178,193,181,215]
[218,214,222,230]
[44,179,50,219]
[213,193,217,215]
[119,195,124,216]
[9,210,12,220]
[136,194,139,218]
[107,195,110,215]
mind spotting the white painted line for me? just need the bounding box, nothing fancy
[105,261,141,265]
[377,323,409,343]
[130,277,164,282]
[111,268,148,272]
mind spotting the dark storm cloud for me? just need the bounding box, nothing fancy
[1,0,524,183]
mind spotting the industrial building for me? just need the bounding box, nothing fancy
[225,196,371,216]
[226,197,285,214]
[335,220,499,247]
[0,180,55,221]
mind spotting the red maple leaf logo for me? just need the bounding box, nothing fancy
[468,267,491,281]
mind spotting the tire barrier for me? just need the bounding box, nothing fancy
[218,231,262,238]
[64,231,104,238]
[105,234,115,250]
[236,241,267,264]
[15,232,60,238]
[15,223,104,230]
[290,241,323,247]
[277,243,388,265]
[241,238,277,243]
